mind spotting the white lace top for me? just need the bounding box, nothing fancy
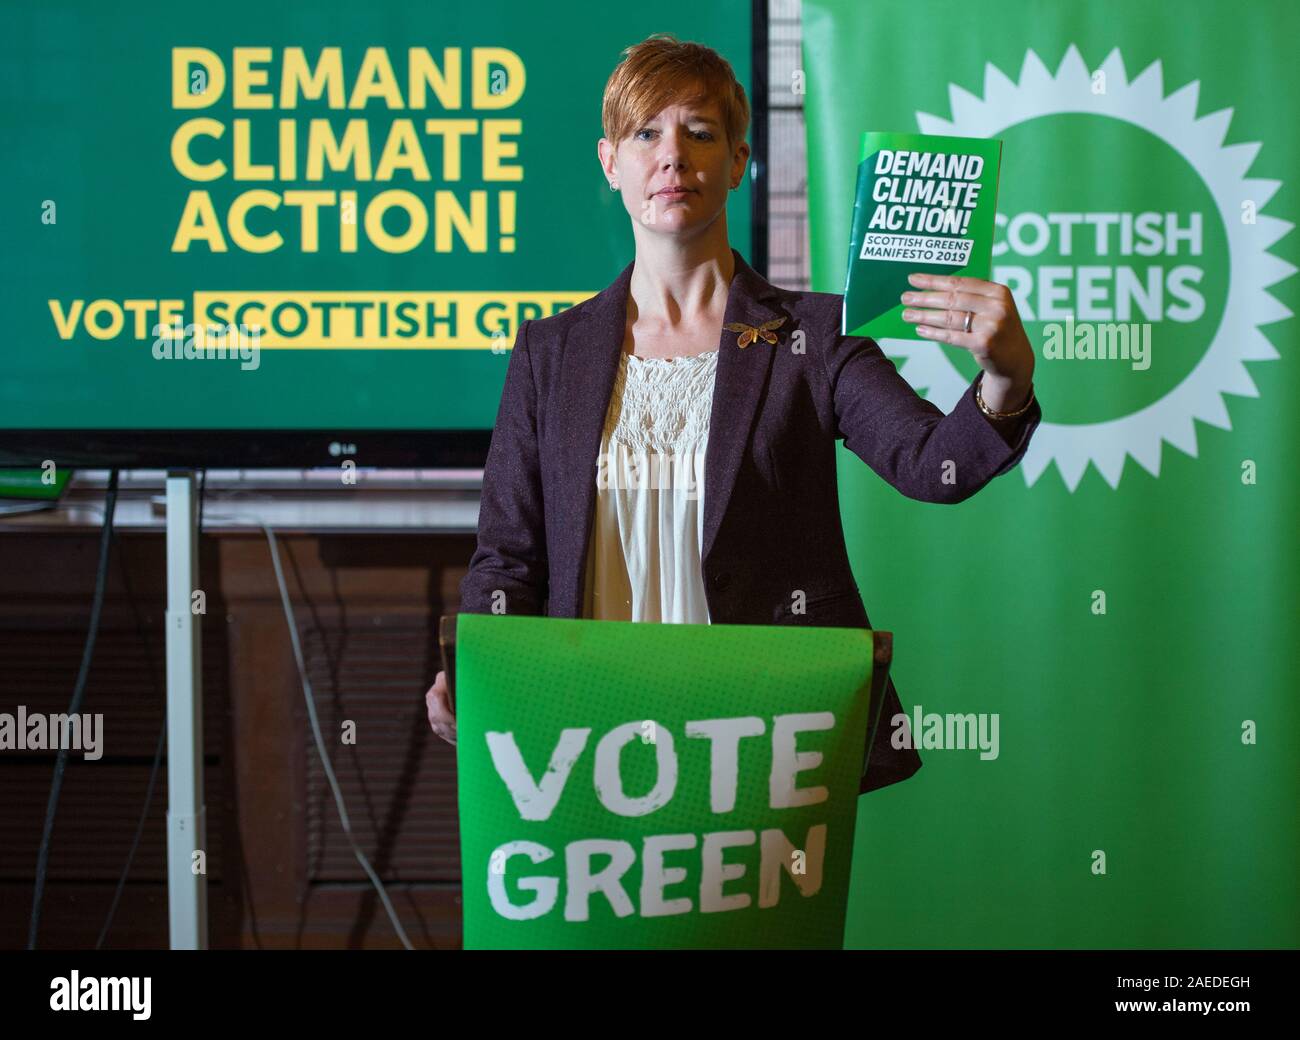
[582,349,718,624]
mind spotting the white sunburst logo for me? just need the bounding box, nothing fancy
[881,44,1294,491]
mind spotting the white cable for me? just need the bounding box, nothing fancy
[202,508,417,950]
[257,520,415,949]
[65,498,420,949]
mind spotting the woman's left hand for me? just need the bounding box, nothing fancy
[899,272,1035,412]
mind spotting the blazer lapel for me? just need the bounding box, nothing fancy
[702,249,786,562]
[555,247,787,615]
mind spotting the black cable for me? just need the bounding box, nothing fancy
[27,468,120,950]
[96,537,166,950]
[95,723,164,949]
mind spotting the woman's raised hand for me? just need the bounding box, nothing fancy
[899,271,1035,412]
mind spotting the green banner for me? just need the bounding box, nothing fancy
[455,615,877,949]
[805,0,1299,947]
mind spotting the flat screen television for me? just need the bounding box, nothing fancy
[0,2,766,469]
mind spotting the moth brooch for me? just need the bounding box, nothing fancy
[724,316,787,349]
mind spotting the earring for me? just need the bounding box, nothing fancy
[610,182,619,191]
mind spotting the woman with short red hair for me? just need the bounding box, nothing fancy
[429,33,1039,795]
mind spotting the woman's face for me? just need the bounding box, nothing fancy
[600,96,749,239]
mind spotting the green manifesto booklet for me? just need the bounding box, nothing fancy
[843,131,1002,339]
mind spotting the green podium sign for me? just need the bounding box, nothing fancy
[454,615,882,949]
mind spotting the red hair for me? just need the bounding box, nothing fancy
[601,33,750,150]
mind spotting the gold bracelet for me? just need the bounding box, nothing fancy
[975,375,1035,419]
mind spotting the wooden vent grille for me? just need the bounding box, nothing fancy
[300,619,459,883]
[0,618,229,883]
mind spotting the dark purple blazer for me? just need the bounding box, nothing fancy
[459,247,1042,794]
